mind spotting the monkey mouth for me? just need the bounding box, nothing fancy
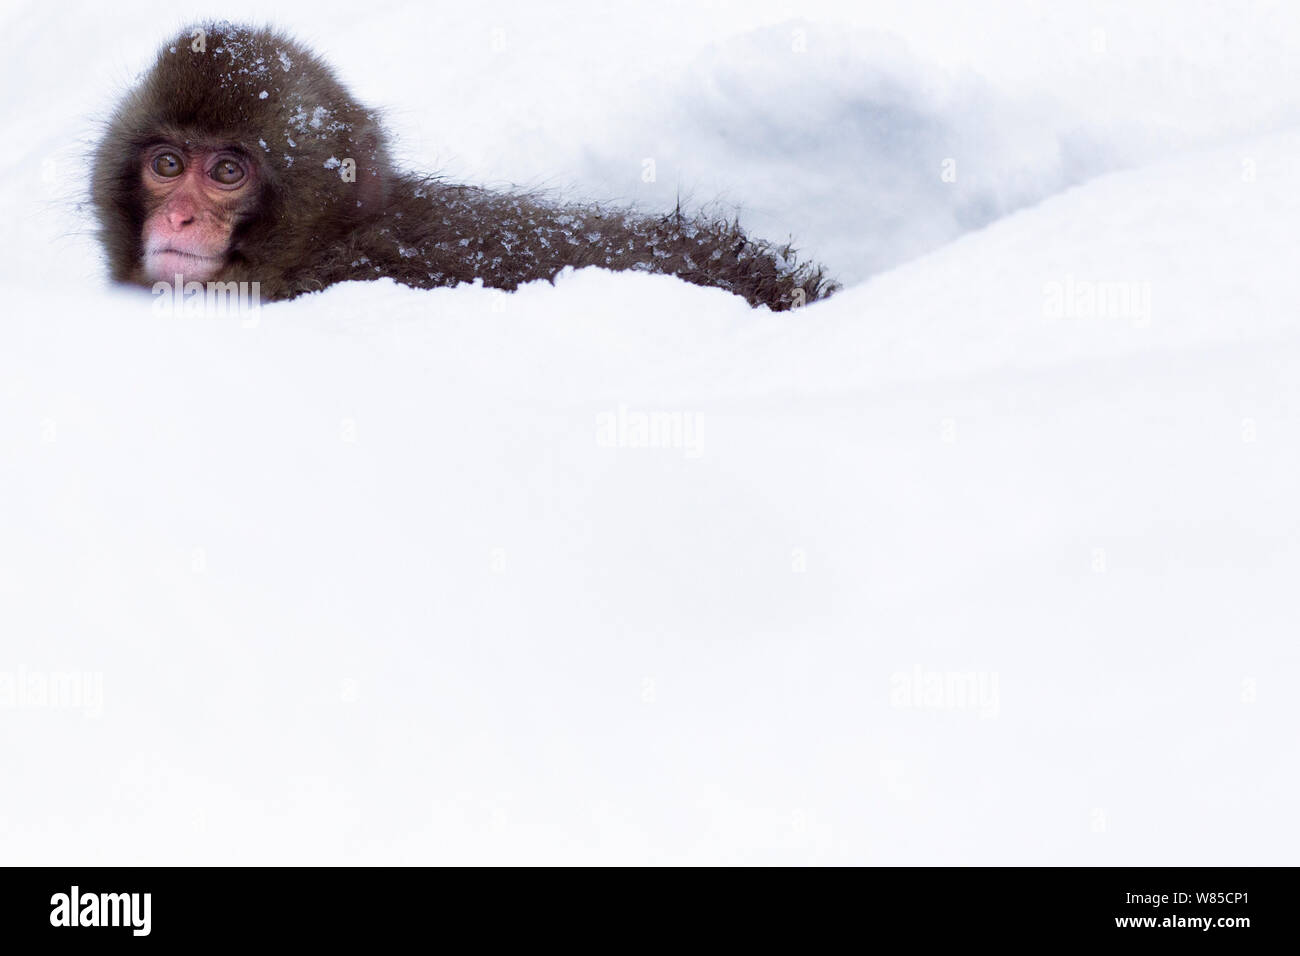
[144,247,225,282]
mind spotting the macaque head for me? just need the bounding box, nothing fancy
[93,21,392,294]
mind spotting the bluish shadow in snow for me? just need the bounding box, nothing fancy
[576,21,1118,287]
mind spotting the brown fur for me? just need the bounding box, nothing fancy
[93,22,838,310]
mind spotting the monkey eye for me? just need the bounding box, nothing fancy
[210,158,247,186]
[151,153,184,178]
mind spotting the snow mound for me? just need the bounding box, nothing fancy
[3,126,1298,864]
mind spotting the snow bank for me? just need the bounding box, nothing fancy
[3,112,1298,862]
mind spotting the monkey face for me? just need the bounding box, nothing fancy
[138,143,260,283]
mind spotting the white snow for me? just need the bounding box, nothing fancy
[1,0,1298,864]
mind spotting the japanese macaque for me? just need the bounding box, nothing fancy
[93,23,836,310]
